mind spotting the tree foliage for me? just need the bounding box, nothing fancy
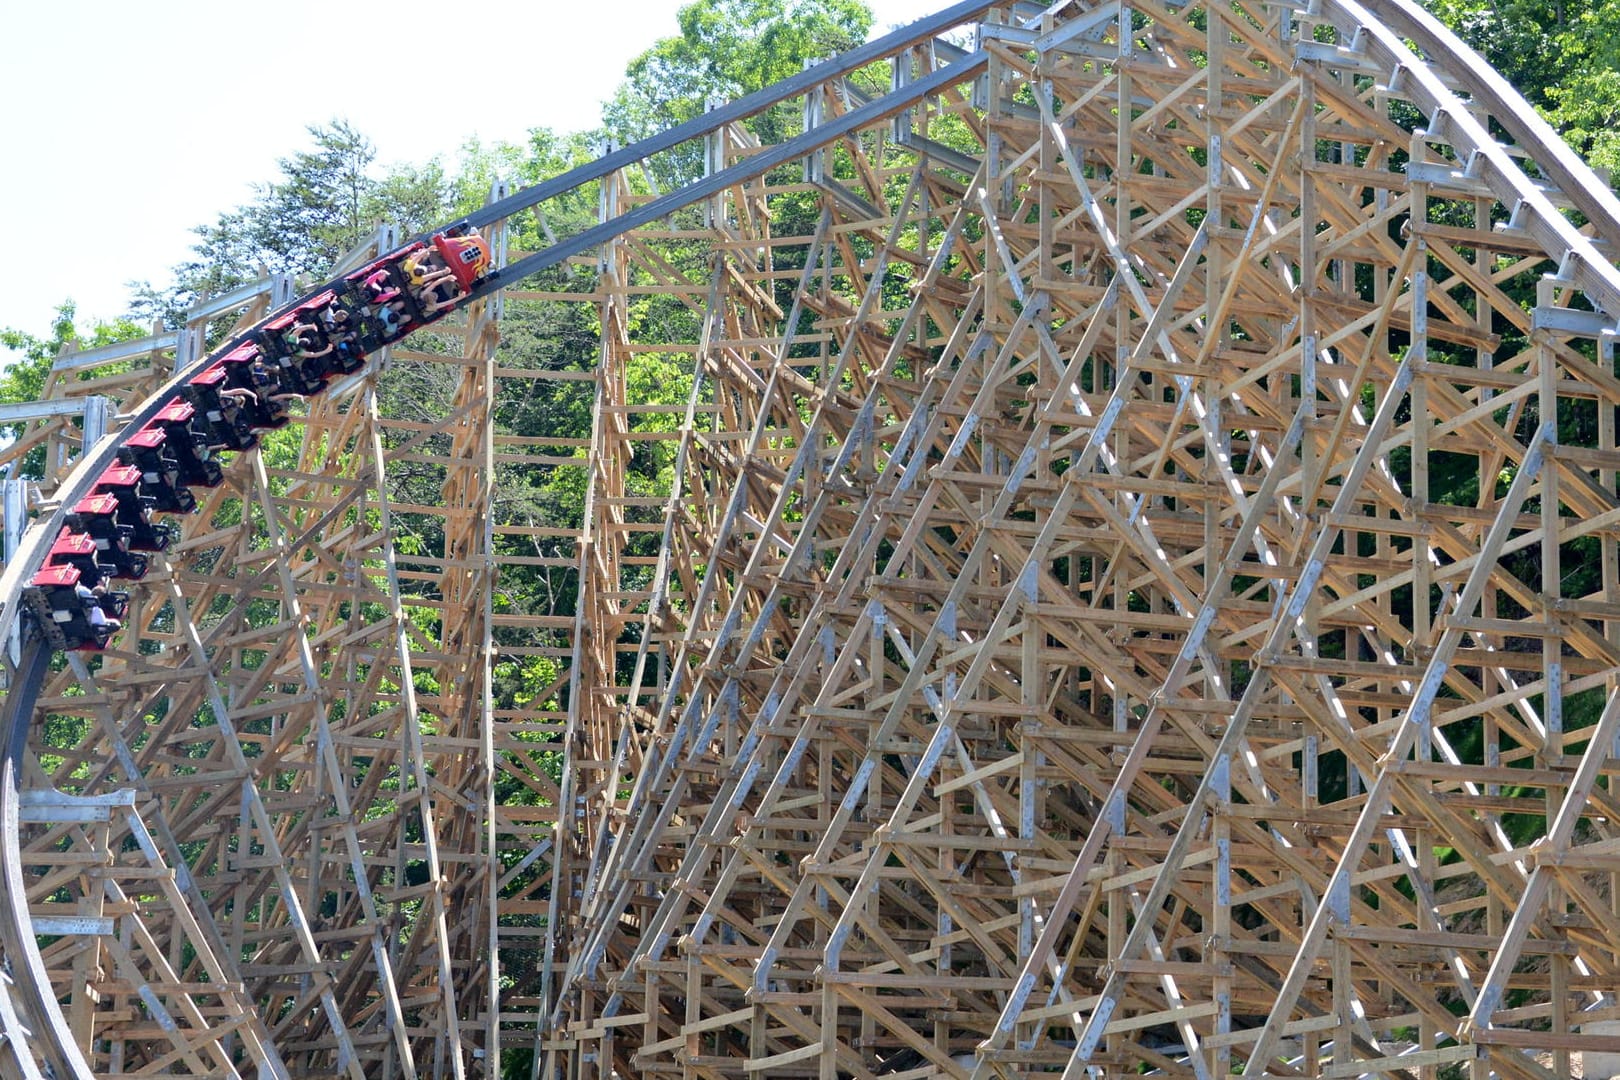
[130,121,457,326]
[0,306,77,416]
[1425,0,1620,173]
[1540,2,1620,172]
[604,0,871,175]
[0,303,143,477]
[253,118,378,274]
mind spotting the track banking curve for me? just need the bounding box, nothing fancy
[0,7,996,1074]
[5,0,1620,1075]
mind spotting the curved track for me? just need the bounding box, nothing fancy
[5,0,1620,1077]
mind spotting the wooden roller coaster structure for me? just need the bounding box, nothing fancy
[4,0,1620,1076]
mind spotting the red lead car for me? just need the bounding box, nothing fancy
[433,228,493,291]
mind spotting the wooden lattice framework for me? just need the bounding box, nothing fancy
[5,0,1620,1077]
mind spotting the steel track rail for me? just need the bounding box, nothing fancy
[458,0,993,235]
[0,640,92,1080]
[1335,0,1620,322]
[1364,0,1620,248]
[458,45,989,304]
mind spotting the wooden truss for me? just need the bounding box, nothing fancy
[6,0,1620,1077]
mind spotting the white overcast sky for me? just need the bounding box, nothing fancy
[0,0,951,341]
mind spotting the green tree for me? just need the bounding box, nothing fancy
[0,304,76,414]
[1425,0,1620,174]
[1542,2,1620,172]
[0,303,144,478]
[252,118,379,274]
[366,158,454,241]
[604,0,872,180]
[131,121,444,326]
